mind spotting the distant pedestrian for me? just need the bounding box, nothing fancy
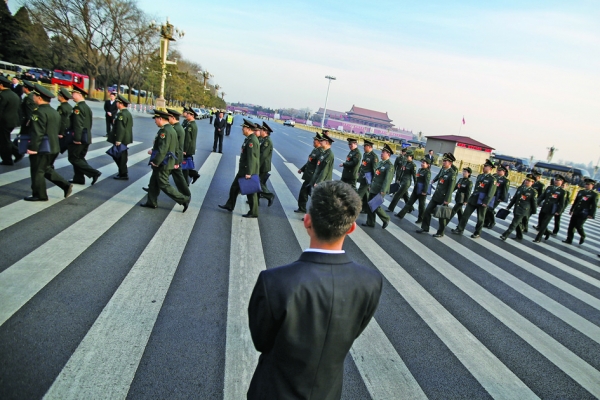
[213,111,226,153]
[225,111,234,136]
[103,92,117,137]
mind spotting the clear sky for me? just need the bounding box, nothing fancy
[9,0,600,167]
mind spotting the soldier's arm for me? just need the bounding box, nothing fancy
[591,193,598,219]
[27,111,45,152]
[152,131,169,166]
[530,192,538,214]
[114,114,124,143]
[382,164,394,194]
[72,108,84,142]
[444,173,457,204]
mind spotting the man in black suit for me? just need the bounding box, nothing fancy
[247,180,383,400]
[11,77,23,98]
[424,149,435,167]
[212,111,226,153]
[103,92,118,137]
[0,76,23,165]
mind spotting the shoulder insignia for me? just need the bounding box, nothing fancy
[249,143,253,147]
[31,115,38,121]
[118,116,123,120]
[74,109,80,115]
[160,133,165,139]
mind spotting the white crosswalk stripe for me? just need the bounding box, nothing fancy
[1,141,599,399]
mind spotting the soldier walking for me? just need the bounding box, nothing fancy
[340,138,361,188]
[563,178,597,245]
[396,159,431,222]
[108,95,133,179]
[309,132,335,187]
[484,165,510,229]
[356,140,379,213]
[500,174,537,241]
[449,167,473,225]
[182,107,200,184]
[418,153,457,237]
[68,87,101,185]
[533,175,567,243]
[0,75,22,165]
[387,149,416,212]
[258,122,274,207]
[295,133,322,213]
[363,144,394,229]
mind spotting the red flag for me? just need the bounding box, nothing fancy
[462,117,465,124]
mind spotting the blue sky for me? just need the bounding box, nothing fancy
[9,0,600,166]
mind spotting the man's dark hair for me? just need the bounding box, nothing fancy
[309,181,361,241]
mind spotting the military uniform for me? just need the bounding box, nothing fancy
[20,91,36,135]
[143,120,190,210]
[296,143,321,213]
[68,97,100,184]
[564,184,597,244]
[450,176,473,223]
[365,156,394,227]
[357,149,379,213]
[169,118,191,197]
[259,133,274,204]
[222,131,260,217]
[26,97,71,201]
[340,146,361,187]
[453,166,497,237]
[420,160,457,236]
[552,185,570,235]
[396,166,431,220]
[57,101,73,135]
[182,110,200,184]
[0,77,22,165]
[309,147,334,186]
[109,104,133,178]
[484,171,510,228]
[533,180,567,242]
[522,178,545,232]
[501,184,537,240]
[388,156,416,212]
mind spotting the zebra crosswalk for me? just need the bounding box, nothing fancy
[1,127,599,399]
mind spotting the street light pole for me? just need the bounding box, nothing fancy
[321,75,336,129]
[149,17,184,110]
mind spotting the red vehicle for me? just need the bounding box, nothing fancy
[51,70,90,92]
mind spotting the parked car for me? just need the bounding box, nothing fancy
[192,108,202,120]
[283,120,295,127]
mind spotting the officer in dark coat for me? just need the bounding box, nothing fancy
[396,158,431,221]
[165,108,191,198]
[0,75,22,165]
[387,149,416,212]
[484,165,511,229]
[356,140,379,213]
[363,144,394,229]
[56,87,73,137]
[247,180,382,400]
[450,167,473,225]
[140,110,190,212]
[533,174,567,243]
[419,152,457,237]
[182,107,200,184]
[563,178,597,245]
[68,87,101,185]
[218,118,260,218]
[551,181,570,235]
[109,95,133,179]
[258,122,274,206]
[212,111,227,153]
[424,149,435,167]
[20,80,36,136]
[452,159,497,238]
[309,132,335,187]
[103,92,118,136]
[295,133,322,213]
[24,84,72,201]
[340,137,361,187]
[522,171,545,232]
[500,174,537,240]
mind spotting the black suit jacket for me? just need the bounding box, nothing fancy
[247,251,382,400]
[213,117,226,134]
[11,84,23,98]
[104,99,118,119]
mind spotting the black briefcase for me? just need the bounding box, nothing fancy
[496,208,510,220]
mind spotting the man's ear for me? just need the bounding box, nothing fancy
[303,213,312,230]
[345,221,357,235]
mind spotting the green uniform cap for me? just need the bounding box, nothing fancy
[153,109,170,120]
[262,122,273,133]
[0,75,10,86]
[382,143,394,155]
[483,159,495,168]
[71,86,88,96]
[166,108,181,118]
[33,83,55,100]
[58,87,72,100]
[116,94,130,105]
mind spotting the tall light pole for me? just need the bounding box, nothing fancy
[149,17,184,110]
[321,75,336,129]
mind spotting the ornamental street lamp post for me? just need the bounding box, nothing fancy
[149,17,184,110]
[321,75,336,129]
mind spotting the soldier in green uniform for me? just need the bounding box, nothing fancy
[533,175,567,243]
[109,95,133,179]
[452,159,497,238]
[563,178,597,245]
[20,80,36,137]
[218,118,260,218]
[357,140,379,213]
[340,138,361,188]
[309,132,335,187]
[140,110,190,212]
[56,87,72,140]
[363,144,394,229]
[500,174,537,240]
[484,165,510,229]
[522,171,544,232]
[258,122,274,207]
[449,167,473,225]
[165,108,191,198]
[0,75,22,165]
[418,153,457,237]
[551,180,570,236]
[387,149,416,212]
[396,159,431,221]
[182,107,200,184]
[68,87,101,185]
[295,133,322,213]
[24,84,72,201]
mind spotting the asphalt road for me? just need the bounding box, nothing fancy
[1,104,599,399]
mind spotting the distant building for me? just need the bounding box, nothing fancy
[425,135,495,165]
[346,105,394,130]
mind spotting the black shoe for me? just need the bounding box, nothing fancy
[416,229,428,234]
[13,154,23,163]
[533,225,539,231]
[142,187,149,192]
[267,197,274,207]
[382,220,389,229]
[533,239,541,243]
[69,179,85,185]
[140,203,157,209]
[191,174,200,184]
[182,200,190,213]
[551,232,558,236]
[433,233,443,238]
[24,196,47,202]
[562,240,572,244]
[488,223,495,229]
[395,213,404,219]
[500,235,507,241]
[415,219,423,223]
[361,223,374,227]
[218,204,233,212]
[0,161,14,166]
[515,236,523,240]
[91,172,102,185]
[294,208,306,213]
[451,229,463,235]
[580,237,585,245]
[544,232,550,241]
[113,175,128,180]
[64,184,73,198]
[471,234,480,239]
[242,213,257,218]
[523,229,528,233]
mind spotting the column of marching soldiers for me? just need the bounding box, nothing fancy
[1,73,597,245]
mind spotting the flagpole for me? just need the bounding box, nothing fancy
[458,115,464,135]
